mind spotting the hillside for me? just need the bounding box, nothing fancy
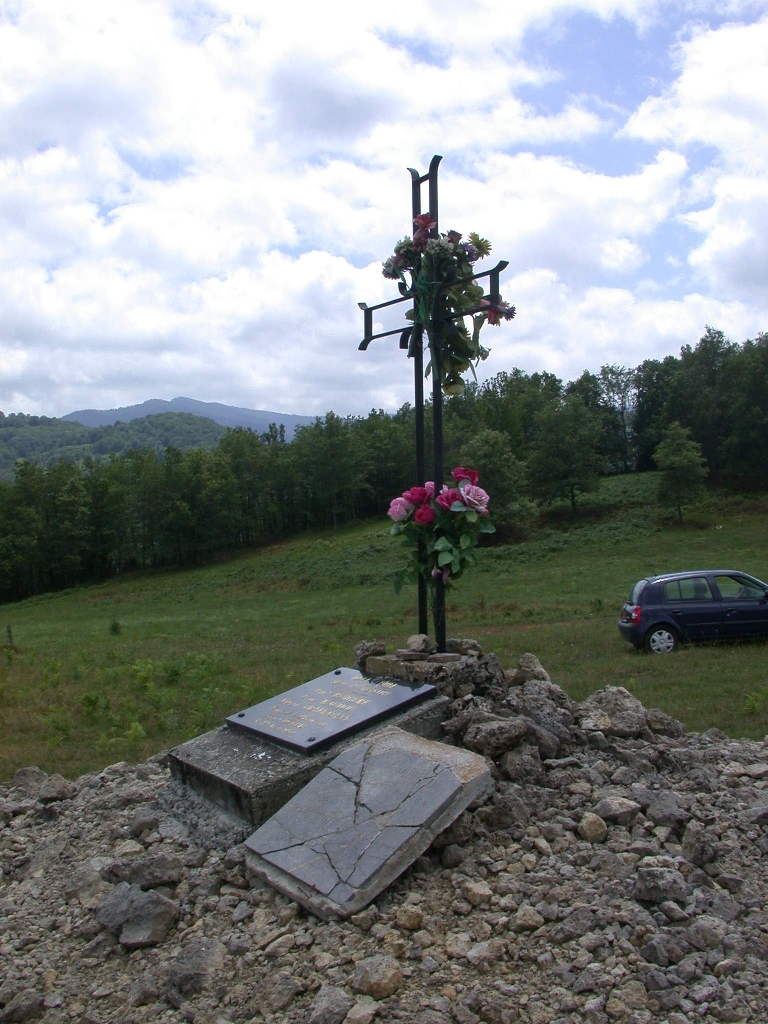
[1,477,767,783]
[62,397,314,439]
[0,411,227,480]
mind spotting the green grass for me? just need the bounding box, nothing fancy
[1,474,767,782]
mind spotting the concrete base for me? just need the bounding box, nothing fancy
[168,695,451,827]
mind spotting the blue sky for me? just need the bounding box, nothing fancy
[1,0,767,417]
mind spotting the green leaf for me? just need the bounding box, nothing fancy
[450,501,466,512]
[479,520,496,533]
[451,557,462,574]
[433,537,452,551]
[437,550,454,567]
[466,510,478,523]
[459,533,472,549]
[393,568,406,596]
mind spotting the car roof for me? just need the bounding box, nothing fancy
[642,569,766,584]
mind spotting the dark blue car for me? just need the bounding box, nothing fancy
[618,569,768,653]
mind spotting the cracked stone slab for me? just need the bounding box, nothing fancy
[244,727,493,919]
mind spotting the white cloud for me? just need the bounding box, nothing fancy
[461,149,687,286]
[600,238,645,272]
[683,177,768,298]
[623,15,768,299]
[485,269,761,383]
[0,0,766,418]
[625,16,768,173]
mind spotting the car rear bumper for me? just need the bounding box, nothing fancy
[618,620,643,647]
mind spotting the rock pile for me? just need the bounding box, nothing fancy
[1,648,767,1024]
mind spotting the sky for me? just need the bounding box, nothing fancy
[1,0,767,419]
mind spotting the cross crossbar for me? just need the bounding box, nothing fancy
[358,259,511,350]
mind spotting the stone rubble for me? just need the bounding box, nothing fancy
[1,646,767,1024]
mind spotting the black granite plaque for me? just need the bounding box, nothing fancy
[226,667,436,754]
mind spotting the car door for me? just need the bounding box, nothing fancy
[662,575,723,640]
[713,574,768,638]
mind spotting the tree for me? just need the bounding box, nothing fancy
[666,326,738,473]
[527,397,604,514]
[354,410,412,516]
[457,428,533,538]
[632,356,678,471]
[714,332,768,488]
[453,369,563,461]
[42,462,89,588]
[457,429,526,508]
[566,368,628,473]
[292,413,368,530]
[653,422,708,523]
[599,364,635,473]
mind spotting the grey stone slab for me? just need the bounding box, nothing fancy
[357,748,440,816]
[226,667,436,753]
[330,741,369,785]
[244,727,493,919]
[387,768,461,827]
[346,826,419,889]
[168,693,451,828]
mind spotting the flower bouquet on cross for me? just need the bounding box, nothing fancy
[382,217,515,395]
[388,467,496,600]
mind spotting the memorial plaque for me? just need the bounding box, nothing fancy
[226,667,436,754]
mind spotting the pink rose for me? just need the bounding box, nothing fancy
[424,481,435,499]
[451,466,479,486]
[388,497,413,522]
[414,504,436,525]
[461,484,490,512]
[413,213,437,251]
[431,566,451,583]
[413,213,436,231]
[402,486,428,506]
[436,486,462,511]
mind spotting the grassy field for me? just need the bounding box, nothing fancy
[1,473,767,782]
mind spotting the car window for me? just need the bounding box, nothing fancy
[629,580,648,603]
[664,577,713,602]
[715,575,766,600]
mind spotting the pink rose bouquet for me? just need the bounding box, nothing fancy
[388,466,495,594]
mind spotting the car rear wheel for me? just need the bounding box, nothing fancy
[644,625,678,654]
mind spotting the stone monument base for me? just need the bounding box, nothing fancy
[168,696,450,827]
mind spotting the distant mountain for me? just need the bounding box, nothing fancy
[62,397,315,440]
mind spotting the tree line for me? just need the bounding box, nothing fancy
[0,327,765,603]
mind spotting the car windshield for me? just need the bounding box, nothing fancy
[629,579,648,604]
[715,575,766,599]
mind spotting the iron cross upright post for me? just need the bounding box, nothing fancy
[359,155,511,652]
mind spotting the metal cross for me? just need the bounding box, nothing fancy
[359,155,511,651]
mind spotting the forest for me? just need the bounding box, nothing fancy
[0,327,766,604]
[0,411,225,480]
